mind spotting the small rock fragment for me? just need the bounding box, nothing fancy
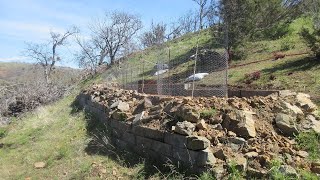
[279,90,296,98]
[228,154,247,171]
[117,101,130,112]
[34,162,46,169]
[227,131,237,137]
[214,149,228,160]
[279,165,298,177]
[297,150,309,158]
[281,101,304,115]
[143,97,153,109]
[245,152,259,158]
[132,111,145,126]
[228,137,246,145]
[296,93,317,112]
[196,119,207,130]
[247,167,267,177]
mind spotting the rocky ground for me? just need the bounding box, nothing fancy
[82,84,320,178]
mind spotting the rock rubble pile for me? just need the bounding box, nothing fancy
[82,84,320,177]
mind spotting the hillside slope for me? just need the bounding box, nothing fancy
[99,17,319,104]
[0,62,80,84]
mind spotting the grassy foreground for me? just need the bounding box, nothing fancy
[0,94,143,179]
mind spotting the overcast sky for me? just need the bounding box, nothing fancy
[0,0,197,68]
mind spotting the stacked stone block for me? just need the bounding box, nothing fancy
[76,93,216,173]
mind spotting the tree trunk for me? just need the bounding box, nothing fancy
[44,68,50,84]
[110,54,115,65]
[200,4,203,30]
[227,47,232,62]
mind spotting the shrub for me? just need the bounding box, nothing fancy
[200,108,216,119]
[244,71,261,84]
[0,127,7,138]
[231,45,248,61]
[280,36,296,51]
[227,161,243,180]
[300,27,320,59]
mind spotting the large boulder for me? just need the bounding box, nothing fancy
[174,121,195,136]
[295,93,317,112]
[176,105,200,123]
[275,113,298,136]
[280,101,303,116]
[302,115,320,134]
[186,136,210,150]
[223,110,256,139]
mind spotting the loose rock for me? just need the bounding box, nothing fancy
[186,136,210,150]
[228,154,247,171]
[176,105,200,123]
[296,93,317,112]
[174,121,195,136]
[132,111,145,126]
[196,119,207,130]
[34,162,46,169]
[297,150,309,158]
[245,152,259,158]
[279,165,298,177]
[275,113,298,136]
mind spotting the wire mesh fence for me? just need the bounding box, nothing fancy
[103,40,228,97]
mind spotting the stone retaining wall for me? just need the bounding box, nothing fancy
[76,93,216,173]
[228,89,280,98]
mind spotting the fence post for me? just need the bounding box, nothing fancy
[142,59,145,93]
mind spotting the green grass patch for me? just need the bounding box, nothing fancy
[295,131,320,160]
[0,127,7,138]
[299,169,319,180]
[200,108,216,119]
[268,159,288,180]
[227,161,244,180]
[268,159,319,179]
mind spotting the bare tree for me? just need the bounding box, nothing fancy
[25,27,78,84]
[75,35,100,74]
[178,10,198,34]
[192,0,209,29]
[90,11,143,65]
[140,22,167,47]
[166,23,183,40]
[206,0,220,26]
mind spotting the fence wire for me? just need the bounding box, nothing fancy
[103,44,228,97]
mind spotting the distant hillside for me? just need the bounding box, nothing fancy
[0,62,80,85]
